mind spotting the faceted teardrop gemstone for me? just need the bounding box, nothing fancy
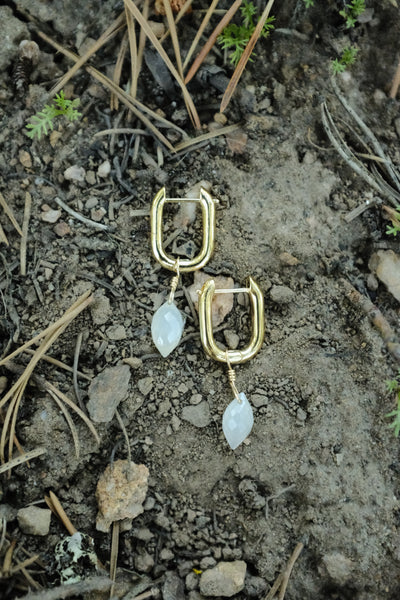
[222,392,254,450]
[151,301,185,357]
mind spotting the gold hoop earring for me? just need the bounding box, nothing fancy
[150,187,218,357]
[198,277,265,449]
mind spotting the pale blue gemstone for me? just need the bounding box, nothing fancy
[222,392,254,450]
[151,301,185,357]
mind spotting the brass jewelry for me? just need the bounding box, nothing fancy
[150,187,218,357]
[198,277,265,449]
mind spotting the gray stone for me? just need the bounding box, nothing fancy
[90,293,111,325]
[320,552,354,583]
[0,7,29,70]
[106,324,127,340]
[17,506,51,536]
[270,285,295,304]
[181,402,211,428]
[244,575,267,597]
[87,365,131,422]
[162,571,185,600]
[135,550,154,573]
[251,393,268,408]
[200,561,247,597]
[138,377,154,396]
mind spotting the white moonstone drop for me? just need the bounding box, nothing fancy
[151,301,185,357]
[222,392,254,450]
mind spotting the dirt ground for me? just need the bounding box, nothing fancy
[1,1,400,599]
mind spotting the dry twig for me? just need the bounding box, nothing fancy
[265,542,304,600]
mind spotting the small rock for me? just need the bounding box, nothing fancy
[41,208,62,223]
[90,293,111,325]
[134,550,154,573]
[87,365,131,423]
[96,460,149,532]
[190,393,202,405]
[296,407,307,422]
[97,160,111,178]
[214,112,227,125]
[226,129,248,154]
[251,394,268,408]
[270,285,295,304]
[0,7,29,70]
[188,272,234,327]
[366,273,379,291]
[105,324,127,340]
[320,552,354,583]
[162,571,186,600]
[200,561,247,597]
[181,402,211,428]
[123,357,143,370]
[17,506,51,536]
[244,575,267,597]
[19,149,32,168]
[54,221,71,236]
[279,251,299,266]
[369,250,400,303]
[138,377,154,396]
[64,165,85,182]
[223,330,240,350]
[91,207,107,222]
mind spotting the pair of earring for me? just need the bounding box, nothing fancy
[149,187,265,450]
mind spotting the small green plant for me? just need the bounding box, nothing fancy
[331,45,359,74]
[303,0,315,7]
[339,0,366,28]
[385,370,400,437]
[26,90,81,140]
[218,0,275,67]
[386,206,400,237]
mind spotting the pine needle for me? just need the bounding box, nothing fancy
[220,0,276,113]
[163,0,184,79]
[182,0,220,71]
[124,0,201,129]
[20,191,31,276]
[184,0,242,84]
[46,490,77,535]
[0,192,23,236]
[111,31,129,111]
[49,12,126,97]
[46,387,81,459]
[0,447,47,475]
[124,4,138,99]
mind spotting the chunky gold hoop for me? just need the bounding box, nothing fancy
[198,277,265,364]
[150,187,217,273]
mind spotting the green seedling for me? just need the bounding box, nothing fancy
[339,0,366,28]
[331,45,359,74]
[386,206,400,237]
[385,370,400,437]
[218,0,275,66]
[26,90,81,140]
[303,0,315,7]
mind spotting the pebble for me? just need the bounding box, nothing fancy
[17,506,51,536]
[296,408,307,422]
[105,324,127,340]
[96,460,149,532]
[223,330,240,350]
[279,251,299,266]
[135,550,154,573]
[369,250,400,302]
[320,552,354,583]
[181,402,211,428]
[19,149,32,168]
[200,561,247,597]
[0,6,29,70]
[54,221,71,237]
[190,393,202,405]
[64,165,85,181]
[97,160,111,178]
[90,293,111,325]
[162,571,186,600]
[188,272,234,327]
[87,365,131,422]
[251,394,268,408]
[244,575,267,597]
[138,377,154,396]
[123,357,143,370]
[270,285,295,304]
[41,208,62,223]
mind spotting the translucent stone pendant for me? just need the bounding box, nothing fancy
[151,301,185,358]
[222,392,254,450]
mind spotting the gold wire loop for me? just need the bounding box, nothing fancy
[198,277,265,365]
[150,187,217,273]
[226,351,240,401]
[168,259,180,304]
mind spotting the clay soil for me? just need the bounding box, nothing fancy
[1,1,400,599]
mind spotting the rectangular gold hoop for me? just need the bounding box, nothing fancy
[198,277,265,364]
[150,187,217,273]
